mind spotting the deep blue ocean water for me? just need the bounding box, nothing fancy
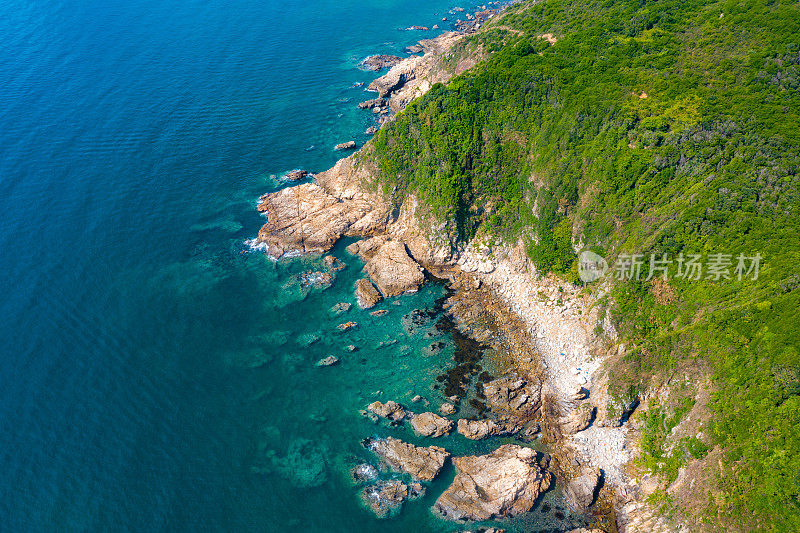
[0,1,589,530]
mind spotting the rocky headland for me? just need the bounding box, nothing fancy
[252,11,656,532]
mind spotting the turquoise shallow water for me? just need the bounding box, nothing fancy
[0,0,588,530]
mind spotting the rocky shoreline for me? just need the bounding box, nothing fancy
[251,10,658,532]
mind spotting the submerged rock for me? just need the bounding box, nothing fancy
[315,355,339,367]
[331,302,351,315]
[351,463,379,484]
[409,412,454,437]
[355,278,382,309]
[367,400,406,421]
[299,270,334,290]
[366,436,450,481]
[261,438,328,488]
[434,444,550,521]
[360,478,425,518]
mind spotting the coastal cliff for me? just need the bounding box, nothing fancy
[256,0,800,530]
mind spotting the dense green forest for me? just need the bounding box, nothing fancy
[370,0,800,529]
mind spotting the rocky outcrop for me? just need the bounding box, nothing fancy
[367,400,406,421]
[334,141,357,151]
[483,376,542,418]
[256,183,376,258]
[355,278,382,308]
[456,418,503,440]
[361,55,404,71]
[347,237,425,296]
[409,412,454,437]
[284,169,309,181]
[358,97,387,109]
[367,32,476,113]
[434,444,551,521]
[366,437,450,481]
[564,466,601,512]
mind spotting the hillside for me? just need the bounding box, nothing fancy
[368,0,800,529]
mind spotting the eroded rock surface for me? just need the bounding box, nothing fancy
[434,444,550,521]
[483,376,542,418]
[409,412,454,437]
[366,436,450,481]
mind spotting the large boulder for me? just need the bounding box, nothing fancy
[434,444,551,521]
[409,412,454,437]
[456,418,502,440]
[560,402,596,434]
[366,437,450,481]
[334,140,357,151]
[367,400,406,421]
[355,278,382,309]
[347,237,425,296]
[564,466,601,512]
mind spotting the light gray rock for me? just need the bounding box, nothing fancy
[367,400,406,421]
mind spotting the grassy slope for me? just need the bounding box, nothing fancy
[370,0,800,529]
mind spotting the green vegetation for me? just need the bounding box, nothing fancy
[369,0,800,529]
